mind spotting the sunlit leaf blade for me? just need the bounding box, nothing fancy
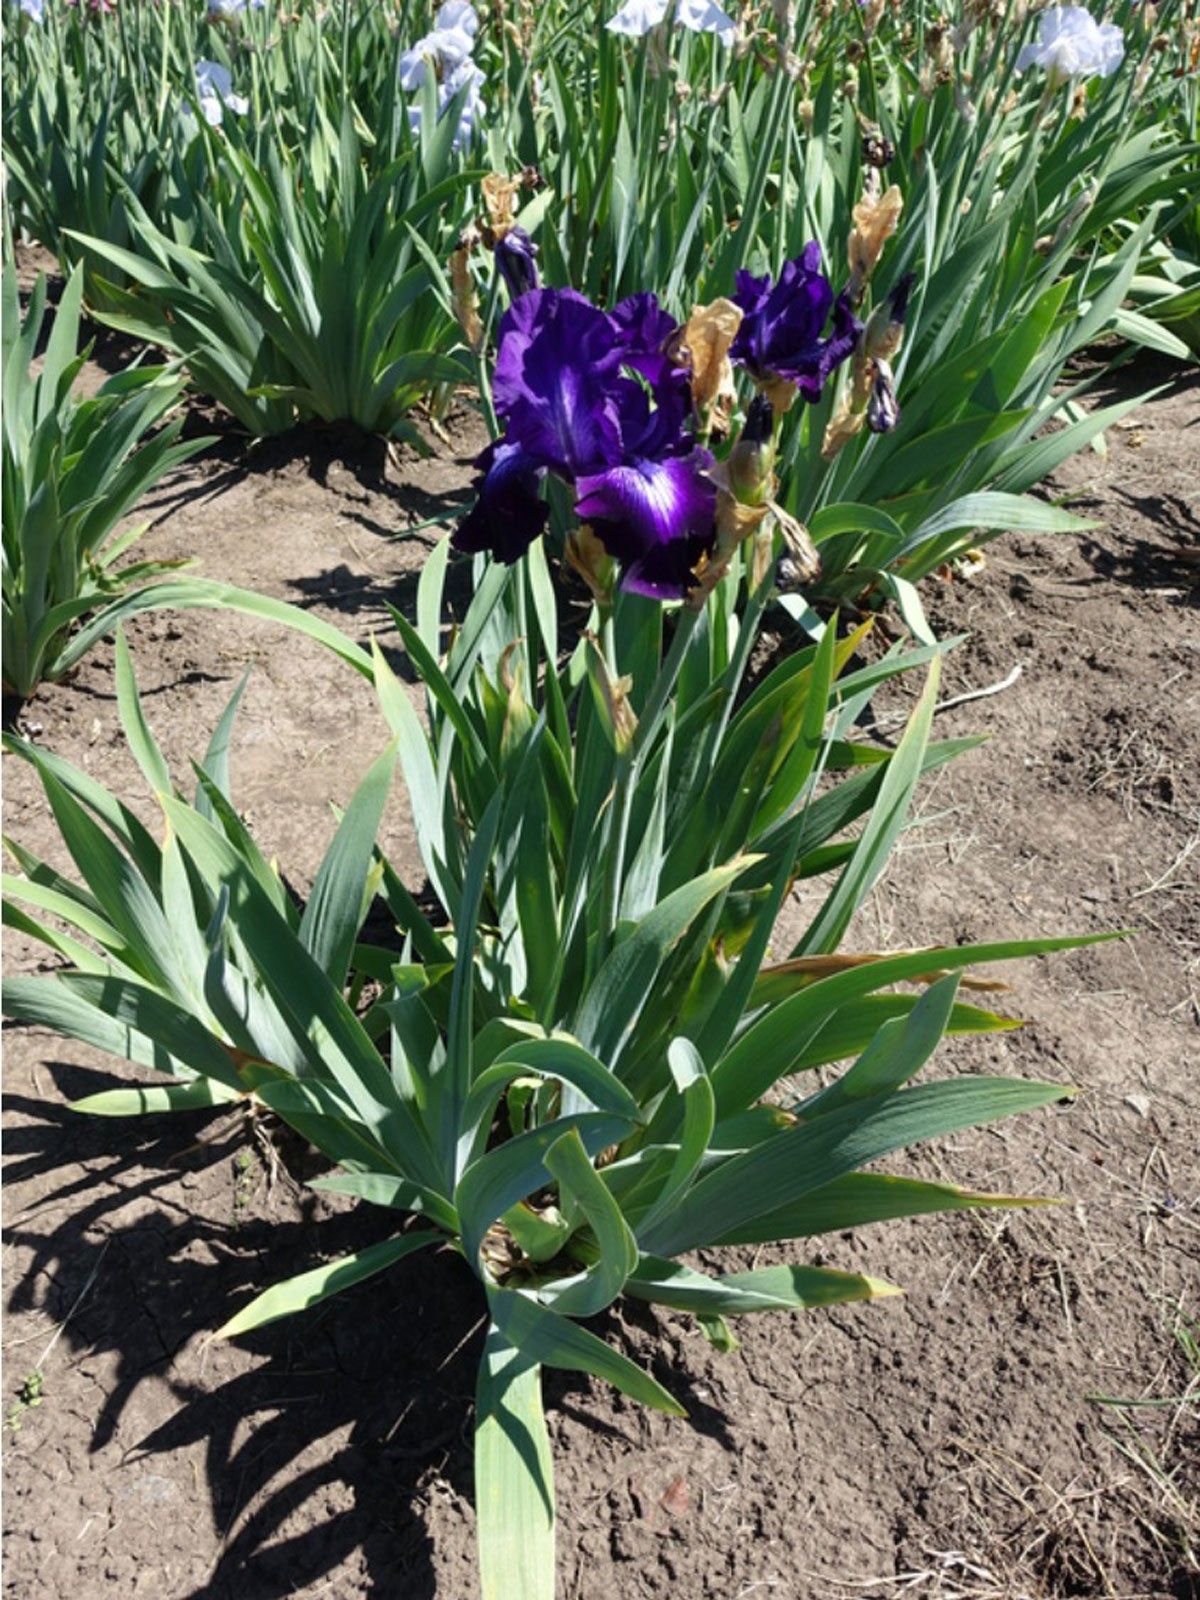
[540,1128,639,1318]
[488,1286,685,1417]
[625,1256,901,1315]
[215,1232,437,1339]
[713,933,1117,1118]
[646,1076,1075,1257]
[70,1080,243,1116]
[475,1330,555,1600]
[298,741,397,990]
[712,1173,1060,1246]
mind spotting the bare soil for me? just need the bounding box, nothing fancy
[3,317,1197,1600]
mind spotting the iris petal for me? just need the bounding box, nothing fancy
[675,0,736,43]
[730,245,861,401]
[574,451,716,598]
[608,292,679,362]
[605,0,670,35]
[492,289,623,477]
[452,440,548,563]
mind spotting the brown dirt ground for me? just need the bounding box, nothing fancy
[2,289,1197,1600]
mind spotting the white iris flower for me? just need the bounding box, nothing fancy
[403,1,485,151]
[1016,6,1125,82]
[606,0,737,47]
[195,60,250,127]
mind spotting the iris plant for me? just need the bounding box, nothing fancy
[455,253,859,599]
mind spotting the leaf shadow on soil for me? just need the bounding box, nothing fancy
[145,414,477,543]
[4,1051,469,1596]
[4,1049,737,1599]
[1079,485,1200,604]
[284,551,600,688]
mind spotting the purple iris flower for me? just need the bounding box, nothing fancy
[730,242,861,402]
[454,287,716,599]
[494,227,540,299]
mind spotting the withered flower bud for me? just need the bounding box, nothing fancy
[846,175,904,301]
[676,297,743,428]
[566,525,617,605]
[587,638,638,753]
[481,173,521,239]
[450,234,483,352]
[861,122,896,169]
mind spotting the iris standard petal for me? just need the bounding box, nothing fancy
[609,370,692,462]
[607,292,687,393]
[1096,21,1125,75]
[452,440,548,563]
[608,292,679,359]
[675,0,736,42]
[435,0,479,37]
[1016,6,1125,78]
[732,268,771,313]
[195,59,234,99]
[605,0,670,35]
[492,290,624,477]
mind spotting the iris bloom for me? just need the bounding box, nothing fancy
[730,243,861,407]
[399,7,478,88]
[403,1,484,151]
[606,0,737,47]
[207,0,266,16]
[1016,7,1125,81]
[195,60,249,126]
[17,0,44,20]
[454,289,717,599]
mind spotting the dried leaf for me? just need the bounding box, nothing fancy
[760,950,1011,993]
[659,1475,690,1518]
[565,524,616,603]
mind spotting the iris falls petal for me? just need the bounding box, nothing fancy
[452,441,548,563]
[574,452,716,598]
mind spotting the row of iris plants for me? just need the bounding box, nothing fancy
[1,2,1197,1597]
[2,0,1198,687]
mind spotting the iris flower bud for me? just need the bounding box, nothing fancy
[725,393,776,504]
[494,226,541,299]
[866,360,900,434]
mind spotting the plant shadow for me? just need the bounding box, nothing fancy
[1079,486,1200,605]
[4,1048,735,1599]
[133,412,480,549]
[3,1050,485,1600]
